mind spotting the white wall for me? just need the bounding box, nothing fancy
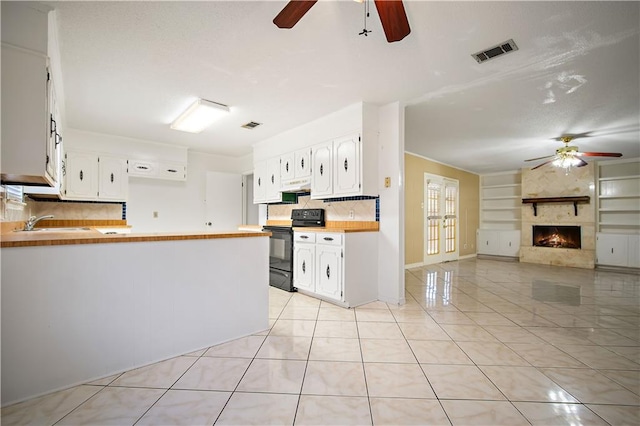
[377,102,405,305]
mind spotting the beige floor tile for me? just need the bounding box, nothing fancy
[172,357,251,391]
[313,320,358,338]
[390,309,437,323]
[365,363,436,398]
[317,305,355,321]
[86,373,121,386]
[465,312,516,326]
[483,325,546,344]
[586,404,640,426]
[357,301,391,310]
[556,344,640,370]
[184,348,207,357]
[360,338,416,363]
[236,358,306,394]
[204,335,266,358]
[526,327,595,345]
[269,319,316,337]
[479,366,578,403]
[110,356,196,389]
[398,322,451,341]
[294,395,372,425]
[440,400,530,426]
[408,340,473,364]
[357,321,404,339]
[56,387,164,426]
[370,398,450,425]
[501,312,558,327]
[216,392,299,426]
[301,361,367,396]
[439,324,498,342]
[541,367,640,405]
[513,402,608,425]
[599,369,640,394]
[421,364,505,400]
[136,390,230,426]
[456,341,530,366]
[308,337,362,362]
[0,386,102,426]
[505,343,587,368]
[355,309,396,322]
[255,336,312,360]
[279,306,319,320]
[287,293,322,308]
[607,346,640,363]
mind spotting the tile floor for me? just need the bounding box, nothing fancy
[2,258,639,425]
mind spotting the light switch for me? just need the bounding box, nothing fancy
[384,177,391,188]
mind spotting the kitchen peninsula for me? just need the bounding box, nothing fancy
[1,229,270,405]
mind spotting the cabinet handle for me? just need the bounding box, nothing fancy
[300,235,309,239]
[110,173,114,183]
[344,158,348,172]
[258,177,261,186]
[323,237,334,241]
[611,248,614,254]
[320,164,324,176]
[286,161,289,173]
[136,165,149,170]
[50,115,56,136]
[62,159,66,176]
[302,260,306,274]
[55,133,62,147]
[326,265,330,279]
[206,222,212,226]
[271,174,274,184]
[301,158,304,170]
[79,170,84,181]
[167,169,177,173]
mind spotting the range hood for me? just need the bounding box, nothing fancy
[280,177,311,193]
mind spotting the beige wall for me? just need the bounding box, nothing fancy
[405,153,480,265]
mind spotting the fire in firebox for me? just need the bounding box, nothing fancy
[533,226,581,249]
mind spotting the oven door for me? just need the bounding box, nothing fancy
[263,226,295,291]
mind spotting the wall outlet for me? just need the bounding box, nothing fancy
[349,210,354,219]
[153,211,158,218]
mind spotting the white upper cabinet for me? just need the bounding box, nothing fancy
[280,151,295,182]
[294,148,311,178]
[333,134,360,196]
[63,150,127,201]
[253,158,281,204]
[311,141,333,198]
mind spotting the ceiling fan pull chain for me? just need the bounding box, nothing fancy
[359,0,371,37]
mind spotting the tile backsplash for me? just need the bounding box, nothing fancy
[268,195,378,222]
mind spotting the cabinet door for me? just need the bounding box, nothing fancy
[311,142,333,198]
[64,151,98,199]
[294,148,311,178]
[628,235,640,268]
[294,244,315,292]
[596,234,628,267]
[98,156,128,201]
[253,161,267,204]
[265,158,282,202]
[477,230,499,255]
[280,152,295,182]
[333,134,360,196]
[315,245,342,301]
[499,231,520,257]
[46,71,58,183]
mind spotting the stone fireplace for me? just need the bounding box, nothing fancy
[520,164,595,269]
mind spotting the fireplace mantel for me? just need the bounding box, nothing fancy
[522,196,590,216]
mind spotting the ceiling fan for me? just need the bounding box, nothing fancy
[273,0,411,43]
[525,136,623,171]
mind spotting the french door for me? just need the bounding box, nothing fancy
[424,174,459,265]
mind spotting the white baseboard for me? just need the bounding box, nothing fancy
[458,254,477,260]
[404,262,424,269]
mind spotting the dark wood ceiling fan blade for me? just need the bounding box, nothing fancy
[577,152,623,157]
[374,0,411,43]
[576,159,589,167]
[531,160,555,170]
[525,154,555,162]
[273,0,317,29]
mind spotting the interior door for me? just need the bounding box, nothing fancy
[424,174,459,265]
[205,171,242,231]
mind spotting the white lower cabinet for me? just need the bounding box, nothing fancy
[477,229,520,257]
[596,233,640,268]
[293,230,378,307]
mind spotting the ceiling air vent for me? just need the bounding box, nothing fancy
[241,121,262,129]
[471,39,518,64]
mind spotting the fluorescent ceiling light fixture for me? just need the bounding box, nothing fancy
[170,99,229,133]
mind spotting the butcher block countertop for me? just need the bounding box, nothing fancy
[1,221,270,248]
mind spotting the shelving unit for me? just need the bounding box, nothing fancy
[480,171,522,231]
[597,159,640,235]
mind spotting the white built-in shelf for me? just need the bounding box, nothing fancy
[483,219,521,223]
[482,184,521,189]
[482,207,521,211]
[480,171,522,231]
[599,175,640,182]
[599,195,640,199]
[598,209,640,213]
[597,159,640,234]
[482,196,521,200]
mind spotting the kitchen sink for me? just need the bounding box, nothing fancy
[16,227,93,232]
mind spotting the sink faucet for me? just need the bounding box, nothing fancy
[24,215,54,231]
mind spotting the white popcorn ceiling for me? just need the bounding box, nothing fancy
[49,1,639,174]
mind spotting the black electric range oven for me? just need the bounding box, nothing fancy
[263,208,325,292]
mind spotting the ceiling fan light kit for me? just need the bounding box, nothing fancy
[526,135,622,173]
[170,99,230,134]
[273,0,411,43]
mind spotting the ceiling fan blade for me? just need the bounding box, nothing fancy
[576,158,589,167]
[374,0,411,43]
[525,154,555,162]
[273,0,317,29]
[531,159,555,170]
[577,152,623,158]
